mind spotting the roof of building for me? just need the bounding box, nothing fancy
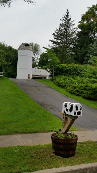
[18,43,32,51]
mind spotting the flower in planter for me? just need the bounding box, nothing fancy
[55,129,75,139]
[51,129,78,157]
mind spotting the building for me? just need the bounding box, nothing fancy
[17,43,50,79]
[17,43,33,79]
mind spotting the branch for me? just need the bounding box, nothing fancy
[0,0,35,7]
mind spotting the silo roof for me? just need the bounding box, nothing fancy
[18,43,32,51]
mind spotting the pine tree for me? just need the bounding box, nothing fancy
[50,9,77,64]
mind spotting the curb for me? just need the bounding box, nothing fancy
[26,162,97,173]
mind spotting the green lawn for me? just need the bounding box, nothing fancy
[0,77,77,135]
[0,77,97,173]
[0,141,97,173]
[35,79,97,109]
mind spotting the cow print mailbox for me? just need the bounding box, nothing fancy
[62,102,82,116]
[61,102,82,133]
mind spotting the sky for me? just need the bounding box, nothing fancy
[0,0,97,53]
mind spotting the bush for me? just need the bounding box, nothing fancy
[53,75,97,100]
[54,64,86,77]
[83,65,97,79]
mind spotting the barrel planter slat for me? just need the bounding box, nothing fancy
[51,133,78,157]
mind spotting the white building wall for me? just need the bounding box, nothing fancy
[17,49,32,79]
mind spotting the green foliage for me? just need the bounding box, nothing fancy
[54,64,85,77]
[0,42,18,78]
[0,0,35,7]
[53,66,97,101]
[38,52,49,68]
[85,40,97,63]
[0,65,2,71]
[84,65,97,78]
[78,4,97,38]
[74,4,97,64]
[55,130,75,139]
[52,64,97,101]
[73,31,93,64]
[88,56,97,66]
[40,47,60,78]
[50,9,77,64]
[0,43,18,78]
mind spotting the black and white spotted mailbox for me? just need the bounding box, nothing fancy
[61,102,82,133]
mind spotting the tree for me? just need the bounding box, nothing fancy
[74,4,97,64]
[73,30,94,64]
[50,9,77,64]
[84,39,97,63]
[38,52,49,68]
[30,42,40,68]
[42,47,60,78]
[0,42,18,77]
[78,4,97,39]
[0,0,35,7]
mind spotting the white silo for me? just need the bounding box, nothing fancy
[17,43,33,79]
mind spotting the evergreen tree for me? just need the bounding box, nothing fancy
[50,9,77,64]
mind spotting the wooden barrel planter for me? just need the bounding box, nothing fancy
[51,133,78,157]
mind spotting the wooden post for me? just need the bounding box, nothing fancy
[61,112,78,133]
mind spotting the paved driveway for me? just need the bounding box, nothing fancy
[10,79,97,130]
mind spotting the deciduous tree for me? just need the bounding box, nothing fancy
[38,52,49,68]
[0,42,18,77]
[0,0,35,7]
[42,47,60,78]
[74,4,97,64]
[30,42,40,68]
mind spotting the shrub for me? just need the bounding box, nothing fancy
[54,64,86,77]
[53,75,97,100]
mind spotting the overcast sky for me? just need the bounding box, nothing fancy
[0,0,97,53]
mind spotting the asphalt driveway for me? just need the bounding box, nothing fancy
[10,78,97,130]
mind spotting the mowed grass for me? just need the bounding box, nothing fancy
[0,141,97,173]
[0,77,76,135]
[35,79,97,109]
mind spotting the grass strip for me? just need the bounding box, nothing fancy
[0,77,77,135]
[0,141,97,173]
[35,79,97,109]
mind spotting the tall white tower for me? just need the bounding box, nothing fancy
[17,43,33,79]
